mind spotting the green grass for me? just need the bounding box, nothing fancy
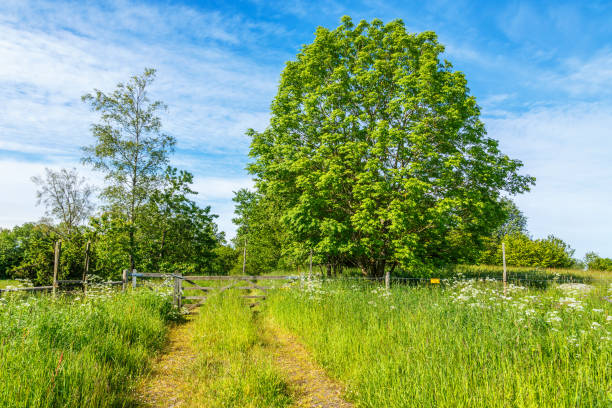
[186,291,291,407]
[265,279,612,407]
[0,287,178,407]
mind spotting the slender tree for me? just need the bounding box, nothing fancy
[31,167,94,233]
[82,68,175,270]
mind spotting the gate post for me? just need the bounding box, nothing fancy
[172,276,177,307]
[122,269,128,292]
[177,273,183,310]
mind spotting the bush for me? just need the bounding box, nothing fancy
[585,252,612,271]
[479,233,575,268]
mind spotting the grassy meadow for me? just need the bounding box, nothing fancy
[2,270,610,407]
[264,278,612,407]
[0,284,178,408]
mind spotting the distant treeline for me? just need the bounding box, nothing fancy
[0,219,238,284]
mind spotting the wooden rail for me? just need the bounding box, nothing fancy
[0,286,53,293]
[0,280,123,294]
[181,275,299,281]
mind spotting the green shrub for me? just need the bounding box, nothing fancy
[479,233,575,268]
[585,252,612,271]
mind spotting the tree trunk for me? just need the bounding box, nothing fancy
[156,228,166,272]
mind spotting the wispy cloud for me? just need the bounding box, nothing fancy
[550,49,612,97]
[485,103,612,257]
[0,0,282,237]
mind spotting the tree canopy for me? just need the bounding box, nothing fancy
[247,17,535,276]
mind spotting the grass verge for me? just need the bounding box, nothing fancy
[0,288,178,408]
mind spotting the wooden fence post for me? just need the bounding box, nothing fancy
[502,242,507,296]
[122,269,128,292]
[132,269,137,289]
[53,240,61,298]
[172,276,177,307]
[177,273,183,310]
[385,269,390,290]
[242,238,247,275]
[83,240,90,294]
[309,249,313,279]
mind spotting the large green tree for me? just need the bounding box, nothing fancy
[248,17,534,276]
[82,68,175,270]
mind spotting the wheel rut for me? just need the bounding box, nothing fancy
[262,319,353,408]
[135,306,352,408]
[135,315,197,408]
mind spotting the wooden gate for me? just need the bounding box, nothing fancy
[127,272,299,311]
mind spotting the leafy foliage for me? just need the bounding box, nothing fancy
[0,223,91,283]
[585,252,612,271]
[232,189,287,274]
[2,70,234,280]
[248,17,534,275]
[479,233,576,268]
[31,168,95,233]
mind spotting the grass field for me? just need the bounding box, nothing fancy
[0,285,178,407]
[265,278,612,407]
[2,271,610,407]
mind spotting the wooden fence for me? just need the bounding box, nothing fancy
[1,268,298,312]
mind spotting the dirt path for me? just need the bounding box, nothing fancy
[263,319,353,408]
[134,315,197,408]
[135,309,352,408]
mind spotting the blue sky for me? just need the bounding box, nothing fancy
[1,0,611,259]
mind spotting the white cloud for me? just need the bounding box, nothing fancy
[552,49,612,97]
[0,1,280,160]
[0,0,279,239]
[486,103,612,258]
[193,177,254,202]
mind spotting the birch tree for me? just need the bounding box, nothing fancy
[82,68,175,270]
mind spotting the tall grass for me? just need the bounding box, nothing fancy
[0,288,177,407]
[186,292,291,407]
[266,279,612,407]
[456,264,612,284]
